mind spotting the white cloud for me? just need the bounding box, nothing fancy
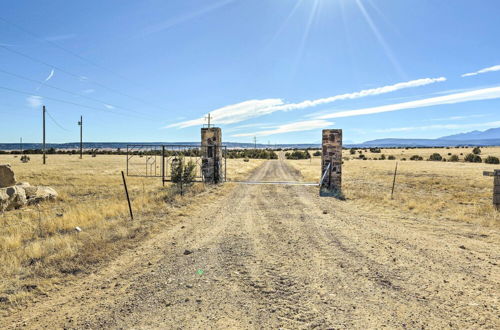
[82,89,95,94]
[462,65,500,77]
[169,77,446,128]
[232,119,334,137]
[26,95,43,108]
[167,99,284,128]
[44,34,77,42]
[317,86,500,120]
[141,0,234,36]
[44,69,55,82]
[104,104,115,110]
[429,114,486,122]
[374,121,500,133]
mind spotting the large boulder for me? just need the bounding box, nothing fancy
[0,186,27,211]
[0,165,16,188]
[26,186,58,205]
[16,182,37,199]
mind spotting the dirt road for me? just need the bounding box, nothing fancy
[3,160,499,329]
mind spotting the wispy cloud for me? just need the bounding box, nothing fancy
[232,119,334,137]
[141,0,234,36]
[167,99,284,128]
[44,69,55,82]
[169,77,446,128]
[317,86,500,120]
[429,114,487,122]
[27,95,43,108]
[462,65,500,77]
[44,34,77,42]
[35,69,56,91]
[82,89,95,94]
[104,104,116,110]
[374,120,500,133]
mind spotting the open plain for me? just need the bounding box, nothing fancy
[0,152,499,329]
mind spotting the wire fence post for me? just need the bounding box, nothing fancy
[391,161,398,199]
[121,171,134,220]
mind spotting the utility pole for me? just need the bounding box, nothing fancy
[78,115,83,159]
[42,105,46,165]
[205,113,211,128]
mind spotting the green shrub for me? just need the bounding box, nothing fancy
[285,150,311,160]
[485,156,500,164]
[449,155,459,162]
[380,154,386,160]
[388,155,396,160]
[429,153,442,161]
[171,157,196,188]
[313,151,322,157]
[227,149,278,159]
[369,148,381,153]
[410,155,423,161]
[472,147,481,155]
[464,153,482,163]
[350,149,356,155]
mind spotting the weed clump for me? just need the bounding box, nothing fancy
[464,153,482,163]
[429,153,443,161]
[485,156,500,164]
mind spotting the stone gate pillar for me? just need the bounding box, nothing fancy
[201,127,223,183]
[320,129,342,197]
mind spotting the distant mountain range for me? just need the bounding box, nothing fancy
[1,127,499,150]
[355,127,500,147]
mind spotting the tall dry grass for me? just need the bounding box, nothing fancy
[289,147,500,227]
[0,154,264,311]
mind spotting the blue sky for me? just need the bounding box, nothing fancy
[0,0,499,144]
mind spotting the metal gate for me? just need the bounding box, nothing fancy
[126,144,227,184]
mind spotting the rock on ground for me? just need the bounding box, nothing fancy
[27,186,58,205]
[0,185,27,211]
[0,164,16,188]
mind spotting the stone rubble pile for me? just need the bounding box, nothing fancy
[0,164,58,212]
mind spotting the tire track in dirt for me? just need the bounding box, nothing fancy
[2,159,499,329]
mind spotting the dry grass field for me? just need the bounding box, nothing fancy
[1,152,499,328]
[289,146,500,227]
[0,154,265,311]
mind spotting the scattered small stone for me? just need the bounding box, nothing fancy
[323,210,328,214]
[195,299,202,303]
[56,213,64,217]
[75,226,82,232]
[183,249,193,255]
[459,245,466,250]
[186,284,193,288]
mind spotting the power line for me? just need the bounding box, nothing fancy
[46,110,69,131]
[0,68,151,118]
[0,44,171,113]
[0,85,153,120]
[0,16,158,97]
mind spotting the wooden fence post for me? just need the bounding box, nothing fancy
[391,161,398,200]
[121,171,134,220]
[483,169,500,211]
